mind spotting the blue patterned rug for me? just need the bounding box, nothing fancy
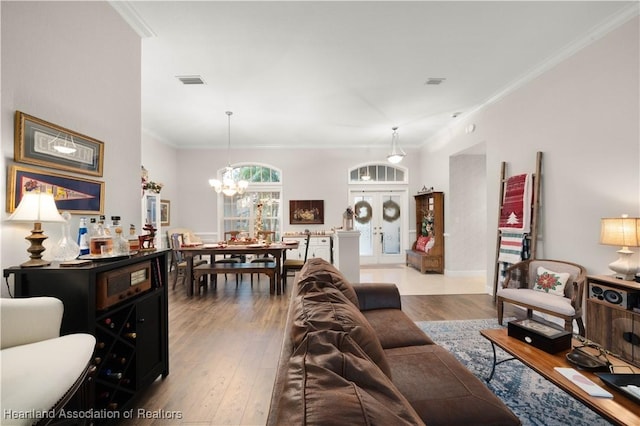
[416,318,612,426]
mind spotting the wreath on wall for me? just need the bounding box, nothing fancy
[354,200,372,224]
[382,199,401,222]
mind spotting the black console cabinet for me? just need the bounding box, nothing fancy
[4,250,169,416]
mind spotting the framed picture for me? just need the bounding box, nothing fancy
[14,111,105,177]
[7,164,104,214]
[290,200,324,224]
[160,199,171,226]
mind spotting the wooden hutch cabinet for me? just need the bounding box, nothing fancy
[586,275,640,367]
[4,250,169,417]
[407,191,444,274]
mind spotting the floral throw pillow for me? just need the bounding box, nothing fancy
[416,236,430,252]
[533,266,570,297]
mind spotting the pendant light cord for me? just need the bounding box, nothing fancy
[226,111,233,167]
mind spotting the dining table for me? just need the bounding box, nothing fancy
[178,241,299,296]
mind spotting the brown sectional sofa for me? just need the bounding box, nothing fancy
[267,258,521,425]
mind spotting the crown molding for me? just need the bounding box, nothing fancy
[109,1,156,38]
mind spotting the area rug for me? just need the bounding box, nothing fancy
[416,318,612,426]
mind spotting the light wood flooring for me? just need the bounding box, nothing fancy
[128,268,516,426]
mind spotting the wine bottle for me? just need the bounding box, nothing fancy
[102,369,122,379]
[77,217,89,255]
[104,318,115,328]
[124,332,137,339]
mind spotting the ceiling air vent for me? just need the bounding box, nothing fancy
[176,75,205,85]
[425,78,446,85]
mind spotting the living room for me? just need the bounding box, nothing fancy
[1,2,638,282]
[0,1,639,425]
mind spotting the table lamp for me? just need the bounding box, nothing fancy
[600,215,640,280]
[7,191,65,267]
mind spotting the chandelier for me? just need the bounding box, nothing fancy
[208,111,248,196]
[387,126,406,164]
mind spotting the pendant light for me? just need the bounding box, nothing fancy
[208,111,249,196]
[387,126,406,164]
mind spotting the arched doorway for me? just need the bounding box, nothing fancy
[348,163,408,265]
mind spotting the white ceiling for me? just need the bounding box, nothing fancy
[113,1,638,150]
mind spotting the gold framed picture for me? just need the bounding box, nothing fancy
[14,111,105,177]
[160,199,171,226]
[7,164,105,214]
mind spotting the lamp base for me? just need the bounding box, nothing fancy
[609,248,637,281]
[21,222,51,268]
[20,258,52,268]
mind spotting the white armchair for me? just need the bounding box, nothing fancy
[0,297,96,425]
[497,259,587,336]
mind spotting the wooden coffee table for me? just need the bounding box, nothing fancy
[481,328,640,426]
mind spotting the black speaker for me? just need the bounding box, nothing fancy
[589,283,639,309]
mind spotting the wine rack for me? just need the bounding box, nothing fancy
[94,303,139,411]
[5,250,169,421]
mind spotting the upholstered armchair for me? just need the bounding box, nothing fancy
[0,297,96,425]
[496,259,587,336]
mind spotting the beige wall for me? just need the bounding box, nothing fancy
[1,1,141,295]
[419,16,640,291]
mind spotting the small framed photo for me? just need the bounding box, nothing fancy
[14,111,105,177]
[290,200,324,224]
[7,164,104,214]
[160,199,171,226]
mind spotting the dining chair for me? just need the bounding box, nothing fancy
[223,230,247,262]
[250,230,277,284]
[281,232,311,290]
[170,233,207,289]
[256,230,276,243]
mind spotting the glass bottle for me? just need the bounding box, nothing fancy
[128,224,140,252]
[89,217,98,238]
[113,225,130,256]
[90,216,113,256]
[77,217,89,255]
[100,215,111,236]
[52,211,81,261]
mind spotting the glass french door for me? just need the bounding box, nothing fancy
[350,191,406,264]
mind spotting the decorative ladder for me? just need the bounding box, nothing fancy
[492,151,542,301]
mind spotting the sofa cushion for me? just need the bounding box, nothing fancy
[298,258,360,307]
[362,309,434,349]
[384,344,521,426]
[277,330,425,426]
[291,281,392,378]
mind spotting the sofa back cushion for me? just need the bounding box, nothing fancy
[298,258,360,307]
[291,281,392,378]
[276,330,424,426]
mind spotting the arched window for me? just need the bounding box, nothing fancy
[348,163,407,184]
[219,163,283,240]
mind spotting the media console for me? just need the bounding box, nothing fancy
[4,250,169,420]
[586,275,640,367]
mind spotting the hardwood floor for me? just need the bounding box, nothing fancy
[128,271,514,425]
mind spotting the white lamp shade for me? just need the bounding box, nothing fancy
[8,192,64,223]
[600,217,640,247]
[387,127,406,164]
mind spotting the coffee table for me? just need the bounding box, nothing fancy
[481,328,640,426]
